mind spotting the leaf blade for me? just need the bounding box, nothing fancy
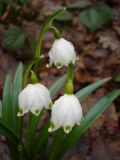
[12,63,23,133]
[2,72,12,127]
[80,2,113,31]
[75,77,111,101]
[0,100,2,118]
[3,27,25,52]
[49,75,66,97]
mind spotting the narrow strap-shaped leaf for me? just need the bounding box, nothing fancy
[55,90,120,159]
[12,63,23,133]
[2,72,12,128]
[75,77,111,100]
[0,121,18,145]
[49,75,66,97]
[48,130,64,160]
[0,100,2,117]
[26,111,43,158]
[35,121,50,155]
[6,138,18,160]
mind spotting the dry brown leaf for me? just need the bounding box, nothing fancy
[98,31,120,53]
[71,154,86,160]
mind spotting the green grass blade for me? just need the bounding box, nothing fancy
[6,138,18,160]
[2,72,12,128]
[0,100,2,117]
[26,111,43,158]
[56,90,120,159]
[48,130,64,160]
[35,122,50,155]
[49,75,66,97]
[75,77,111,100]
[0,121,18,145]
[12,63,23,133]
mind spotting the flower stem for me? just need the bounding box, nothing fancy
[18,7,66,160]
[65,62,75,94]
[49,26,61,39]
[34,7,66,73]
[35,7,66,58]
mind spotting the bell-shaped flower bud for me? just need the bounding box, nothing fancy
[17,83,52,116]
[49,94,83,133]
[47,38,76,68]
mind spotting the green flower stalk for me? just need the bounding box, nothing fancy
[18,7,66,160]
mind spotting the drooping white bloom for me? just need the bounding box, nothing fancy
[17,83,52,116]
[48,94,83,133]
[47,38,76,68]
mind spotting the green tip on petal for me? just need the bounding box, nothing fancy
[46,63,52,68]
[34,109,41,116]
[48,122,55,132]
[48,102,53,109]
[40,55,44,59]
[17,108,24,117]
[63,125,72,134]
[55,63,62,69]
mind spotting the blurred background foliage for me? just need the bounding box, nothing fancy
[0,0,114,54]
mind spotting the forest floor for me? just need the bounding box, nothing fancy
[0,0,120,160]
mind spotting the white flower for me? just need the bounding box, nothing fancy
[47,38,76,68]
[48,94,83,133]
[17,83,52,116]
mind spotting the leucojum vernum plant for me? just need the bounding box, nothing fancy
[0,7,120,160]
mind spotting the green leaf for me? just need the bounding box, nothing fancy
[0,1,7,15]
[115,75,120,82]
[54,90,120,160]
[76,77,111,101]
[48,129,64,160]
[67,0,92,9]
[0,100,2,117]
[34,122,50,155]
[80,2,113,31]
[6,138,18,160]
[27,36,37,54]
[54,11,72,21]
[18,0,30,5]
[2,72,12,127]
[49,75,66,97]
[26,111,43,158]
[0,121,18,145]
[0,63,24,141]
[3,27,25,52]
[0,63,23,137]
[0,64,24,159]
[3,0,14,6]
[12,63,23,133]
